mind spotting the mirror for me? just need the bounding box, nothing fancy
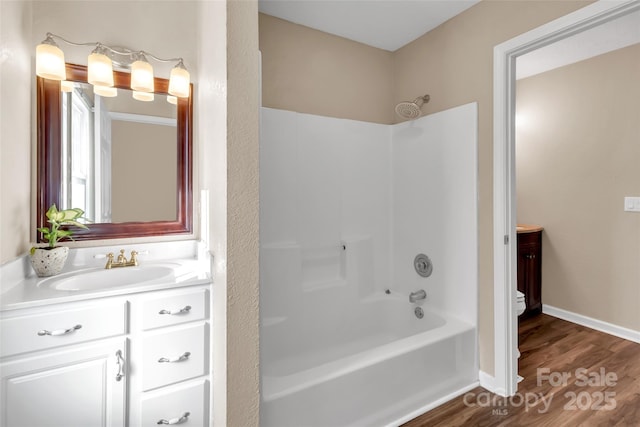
[37,63,193,241]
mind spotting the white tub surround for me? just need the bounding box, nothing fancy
[260,104,478,426]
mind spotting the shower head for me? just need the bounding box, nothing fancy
[395,95,430,120]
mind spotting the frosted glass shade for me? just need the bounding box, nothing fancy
[131,60,154,92]
[36,43,66,80]
[87,52,114,87]
[167,95,177,105]
[168,66,190,98]
[133,91,154,102]
[94,85,117,97]
[60,80,74,93]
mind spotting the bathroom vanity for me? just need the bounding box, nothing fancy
[0,243,212,427]
[516,225,543,318]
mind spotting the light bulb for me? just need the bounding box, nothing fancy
[94,85,117,97]
[36,41,66,80]
[133,91,154,102]
[131,57,154,92]
[167,95,177,105]
[88,50,114,87]
[168,61,190,98]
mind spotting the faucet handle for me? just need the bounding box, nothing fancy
[104,252,114,269]
[130,250,139,266]
[129,249,149,266]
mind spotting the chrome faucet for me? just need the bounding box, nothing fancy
[409,289,427,303]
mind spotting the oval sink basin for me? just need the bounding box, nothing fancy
[41,264,178,291]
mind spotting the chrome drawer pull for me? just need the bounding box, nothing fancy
[157,412,190,425]
[158,351,191,363]
[37,324,82,336]
[115,350,125,381]
[159,305,191,315]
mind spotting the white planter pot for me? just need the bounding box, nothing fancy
[30,246,69,277]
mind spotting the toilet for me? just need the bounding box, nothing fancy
[516,291,526,316]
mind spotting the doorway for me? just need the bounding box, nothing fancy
[493,0,640,396]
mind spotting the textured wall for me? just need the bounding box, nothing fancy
[516,44,640,331]
[226,1,261,425]
[0,1,32,263]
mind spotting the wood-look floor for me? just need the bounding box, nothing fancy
[402,314,640,427]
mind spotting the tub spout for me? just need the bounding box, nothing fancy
[409,289,426,303]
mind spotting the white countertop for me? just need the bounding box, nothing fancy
[1,259,211,311]
[0,241,212,311]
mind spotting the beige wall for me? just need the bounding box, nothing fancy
[226,1,261,425]
[516,44,640,331]
[111,121,177,222]
[0,1,32,263]
[259,0,594,375]
[259,13,394,124]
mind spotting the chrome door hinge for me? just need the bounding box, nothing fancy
[504,235,509,245]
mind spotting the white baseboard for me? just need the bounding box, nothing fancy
[543,304,640,344]
[478,371,508,396]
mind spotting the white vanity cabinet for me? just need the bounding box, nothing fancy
[0,300,128,427]
[0,282,212,427]
[129,286,211,427]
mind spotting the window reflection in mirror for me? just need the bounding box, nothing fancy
[60,82,177,223]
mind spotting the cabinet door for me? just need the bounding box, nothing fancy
[524,245,542,313]
[517,232,542,317]
[0,339,127,427]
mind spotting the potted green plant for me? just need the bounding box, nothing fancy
[30,204,88,277]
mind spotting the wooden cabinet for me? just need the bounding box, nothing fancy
[1,283,211,427]
[517,227,543,318]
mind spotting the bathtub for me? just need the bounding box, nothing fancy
[260,294,478,427]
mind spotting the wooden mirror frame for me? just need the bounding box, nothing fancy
[37,63,193,241]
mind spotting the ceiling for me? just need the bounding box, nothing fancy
[258,0,481,52]
[259,1,640,77]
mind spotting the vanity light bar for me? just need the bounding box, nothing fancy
[35,33,190,98]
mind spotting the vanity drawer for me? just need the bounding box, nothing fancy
[0,301,127,358]
[141,323,208,391]
[139,287,208,331]
[141,379,209,427]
